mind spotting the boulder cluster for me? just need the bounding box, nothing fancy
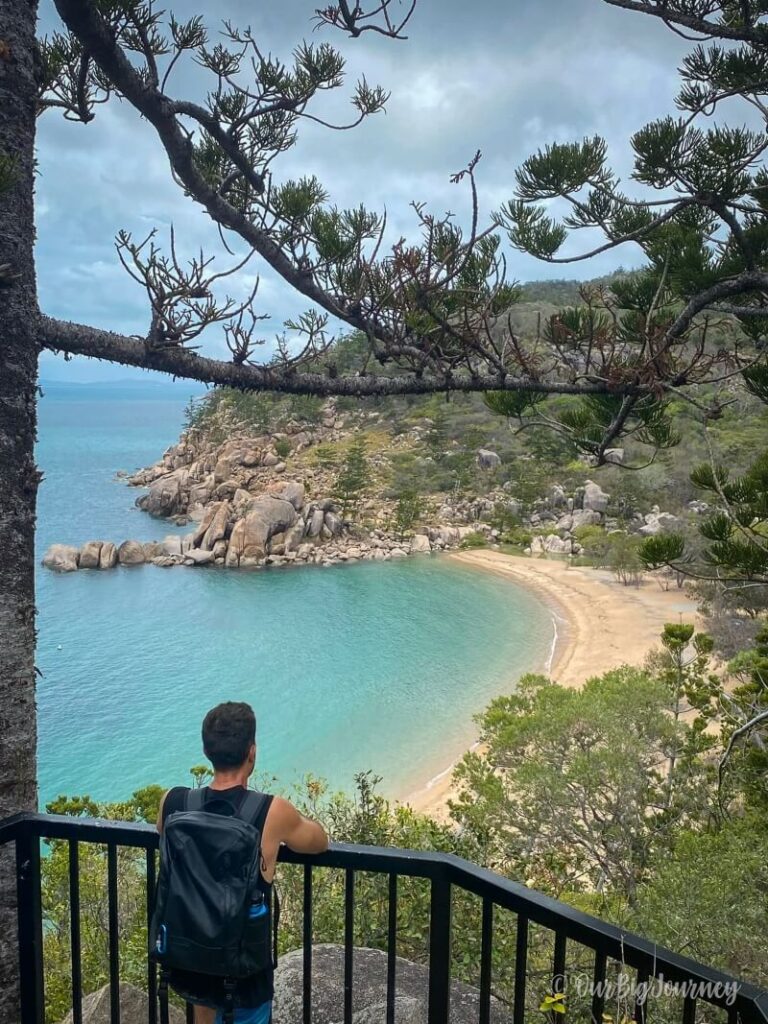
[496,480,682,557]
[41,478,483,573]
[59,944,507,1024]
[527,479,612,556]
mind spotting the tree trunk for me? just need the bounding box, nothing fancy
[0,0,40,1017]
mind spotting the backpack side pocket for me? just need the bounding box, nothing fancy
[238,894,271,977]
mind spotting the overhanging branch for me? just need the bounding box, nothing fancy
[664,270,768,347]
[602,0,768,42]
[39,315,617,398]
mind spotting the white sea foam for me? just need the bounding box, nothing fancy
[423,739,481,791]
[545,610,564,674]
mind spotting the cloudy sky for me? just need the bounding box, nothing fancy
[36,0,689,382]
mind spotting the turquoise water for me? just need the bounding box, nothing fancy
[35,382,554,808]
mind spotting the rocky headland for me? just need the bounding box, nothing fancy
[42,395,692,574]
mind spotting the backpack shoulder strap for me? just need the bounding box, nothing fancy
[236,790,269,830]
[184,787,206,811]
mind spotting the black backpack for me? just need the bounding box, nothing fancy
[149,788,278,1017]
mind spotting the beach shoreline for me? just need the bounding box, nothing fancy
[401,550,700,818]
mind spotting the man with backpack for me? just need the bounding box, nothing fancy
[152,701,329,1024]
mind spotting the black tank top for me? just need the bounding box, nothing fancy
[160,785,276,1008]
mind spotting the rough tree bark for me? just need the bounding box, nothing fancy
[0,0,40,1017]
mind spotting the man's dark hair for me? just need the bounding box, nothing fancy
[202,702,256,770]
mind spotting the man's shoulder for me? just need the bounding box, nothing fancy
[262,794,299,826]
[164,785,191,802]
[160,786,190,824]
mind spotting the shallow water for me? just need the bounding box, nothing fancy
[35,382,554,807]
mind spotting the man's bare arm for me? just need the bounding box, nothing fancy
[156,790,168,833]
[272,797,329,854]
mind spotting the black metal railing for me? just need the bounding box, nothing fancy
[3,811,768,1024]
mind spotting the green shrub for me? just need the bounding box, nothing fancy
[393,489,423,539]
[489,502,522,535]
[607,532,644,585]
[501,526,533,548]
[572,524,611,563]
[335,437,371,516]
[274,438,292,459]
[313,443,339,469]
[631,817,768,985]
[460,531,487,549]
[288,394,324,424]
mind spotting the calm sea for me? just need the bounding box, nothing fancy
[35,381,554,808]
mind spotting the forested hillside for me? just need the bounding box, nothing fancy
[163,273,768,642]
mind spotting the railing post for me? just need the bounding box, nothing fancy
[302,864,313,1024]
[386,874,397,1024]
[427,868,451,1024]
[106,844,120,1024]
[68,840,83,1024]
[16,826,44,1024]
[343,868,355,1024]
[146,849,157,1024]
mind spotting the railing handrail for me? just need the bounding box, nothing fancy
[6,806,768,1024]
[5,811,768,1023]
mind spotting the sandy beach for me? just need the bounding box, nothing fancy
[404,550,699,817]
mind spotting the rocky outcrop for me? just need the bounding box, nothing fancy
[324,511,343,538]
[129,428,316,522]
[47,390,690,576]
[160,535,187,557]
[582,480,610,514]
[531,534,573,555]
[476,448,501,471]
[78,540,103,569]
[184,548,215,566]
[42,544,80,573]
[61,947,508,1024]
[118,540,146,566]
[638,507,680,537]
[548,484,567,507]
[409,534,432,555]
[59,983,184,1024]
[193,501,230,551]
[604,447,625,465]
[272,944,510,1024]
[555,510,601,532]
[688,499,709,515]
[225,496,298,567]
[138,469,189,518]
[99,542,118,569]
[270,480,305,511]
[41,523,437,575]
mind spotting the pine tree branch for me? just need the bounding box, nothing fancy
[596,394,639,463]
[718,707,768,793]
[39,315,615,398]
[167,99,266,194]
[602,0,768,43]
[51,0,768,412]
[664,270,768,349]
[505,198,693,265]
